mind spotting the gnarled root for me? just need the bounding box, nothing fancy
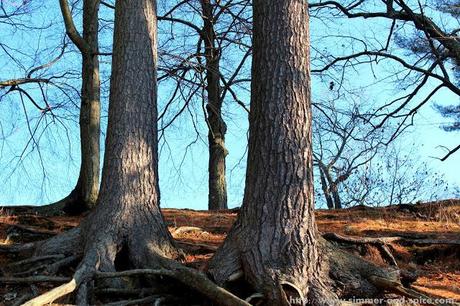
[207,231,433,306]
[16,240,250,306]
[4,210,249,306]
[2,227,442,306]
[207,229,339,306]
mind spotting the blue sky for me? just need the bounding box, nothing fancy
[0,0,458,210]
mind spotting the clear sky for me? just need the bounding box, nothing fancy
[0,0,458,210]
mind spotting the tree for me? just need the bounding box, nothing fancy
[21,0,179,303]
[0,0,101,215]
[50,0,101,214]
[341,142,452,207]
[312,101,385,209]
[309,0,460,161]
[201,0,229,210]
[208,0,402,304]
[157,0,251,210]
[208,0,328,301]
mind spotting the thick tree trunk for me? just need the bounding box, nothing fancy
[201,0,228,211]
[207,1,402,305]
[207,0,334,303]
[33,0,179,292]
[80,0,178,259]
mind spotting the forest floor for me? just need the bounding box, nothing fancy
[0,199,459,305]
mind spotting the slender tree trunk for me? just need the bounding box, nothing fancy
[319,162,342,210]
[331,182,342,209]
[319,166,334,209]
[38,0,101,216]
[65,0,101,214]
[207,0,334,303]
[201,0,228,211]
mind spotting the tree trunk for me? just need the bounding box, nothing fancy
[201,0,228,211]
[331,182,342,209]
[207,1,400,304]
[80,0,178,258]
[33,0,179,289]
[207,0,334,303]
[38,0,101,216]
[65,0,101,214]
[319,166,334,209]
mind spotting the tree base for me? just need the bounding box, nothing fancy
[2,223,439,306]
[0,189,94,217]
[207,233,429,306]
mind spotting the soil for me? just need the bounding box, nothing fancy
[0,199,459,305]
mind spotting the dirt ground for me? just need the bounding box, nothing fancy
[0,199,459,305]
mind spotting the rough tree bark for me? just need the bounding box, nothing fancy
[38,0,101,215]
[10,0,413,304]
[201,0,229,211]
[207,1,402,304]
[208,0,333,302]
[77,0,180,266]
[24,0,180,303]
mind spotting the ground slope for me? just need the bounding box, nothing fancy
[0,200,459,305]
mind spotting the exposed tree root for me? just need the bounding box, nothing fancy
[2,206,250,306]
[95,262,251,306]
[176,240,218,252]
[15,253,251,306]
[172,226,203,236]
[23,277,78,306]
[46,255,80,274]
[8,224,57,237]
[0,241,36,253]
[3,225,457,305]
[322,232,399,267]
[323,238,460,306]
[2,233,456,306]
[0,275,71,284]
[323,232,460,246]
[8,254,64,268]
[207,232,447,306]
[322,231,460,290]
[103,295,166,306]
[95,287,157,296]
[10,255,79,277]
